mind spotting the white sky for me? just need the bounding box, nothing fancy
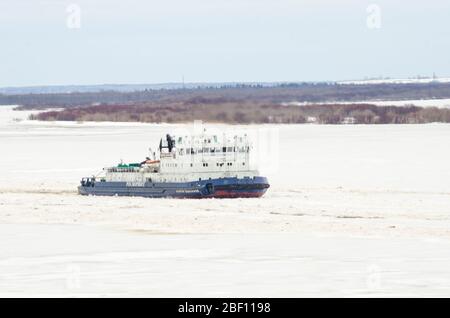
[0,0,449,86]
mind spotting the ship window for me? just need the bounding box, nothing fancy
[211,148,215,153]
[190,163,193,167]
[199,178,202,181]
[222,147,226,152]
[227,147,233,152]
[242,162,245,165]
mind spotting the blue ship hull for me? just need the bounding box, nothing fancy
[78,176,269,199]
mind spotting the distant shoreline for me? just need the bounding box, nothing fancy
[28,102,450,125]
[5,81,450,125]
[2,77,450,95]
[6,81,450,109]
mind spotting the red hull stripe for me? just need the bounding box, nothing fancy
[210,190,266,198]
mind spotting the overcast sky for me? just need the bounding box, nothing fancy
[0,0,449,86]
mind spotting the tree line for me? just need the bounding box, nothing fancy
[30,102,450,125]
[6,82,450,109]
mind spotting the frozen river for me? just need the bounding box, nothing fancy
[2,224,450,297]
[1,106,450,296]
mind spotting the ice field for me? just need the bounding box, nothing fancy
[1,106,450,296]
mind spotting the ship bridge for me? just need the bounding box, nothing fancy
[157,131,252,175]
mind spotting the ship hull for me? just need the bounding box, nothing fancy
[78,176,269,199]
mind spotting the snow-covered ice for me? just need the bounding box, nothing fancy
[2,224,450,297]
[339,77,450,85]
[1,105,450,297]
[282,98,450,108]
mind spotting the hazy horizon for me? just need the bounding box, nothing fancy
[1,0,449,87]
[2,77,450,90]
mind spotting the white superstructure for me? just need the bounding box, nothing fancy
[102,131,260,183]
